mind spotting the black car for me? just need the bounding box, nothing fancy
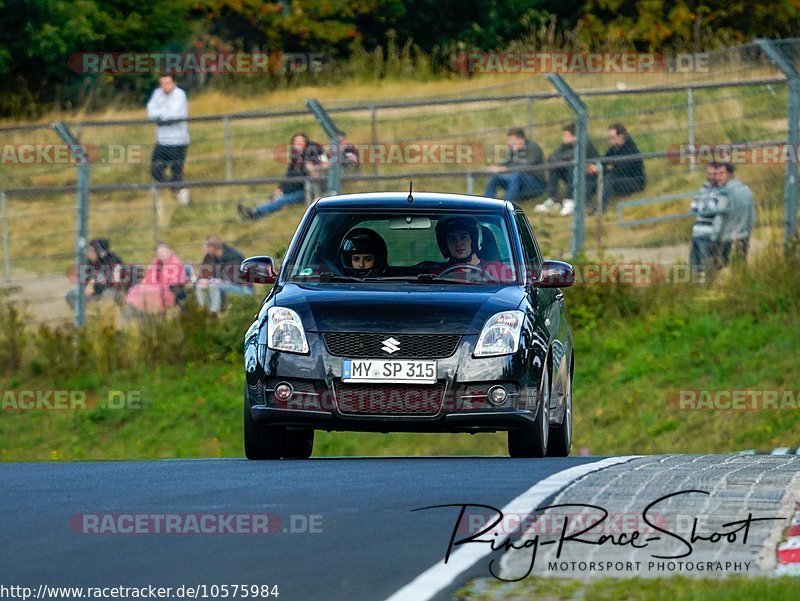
[241,192,575,459]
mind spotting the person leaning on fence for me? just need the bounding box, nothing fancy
[594,123,646,213]
[194,235,252,313]
[237,132,323,220]
[147,73,191,205]
[66,238,125,310]
[123,243,187,318]
[689,163,721,278]
[484,127,546,202]
[535,122,600,217]
[710,163,756,269]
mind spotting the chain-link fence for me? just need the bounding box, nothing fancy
[1,39,798,324]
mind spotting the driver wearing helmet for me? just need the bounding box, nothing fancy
[434,216,511,281]
[338,228,388,278]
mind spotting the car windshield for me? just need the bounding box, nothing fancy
[284,210,518,285]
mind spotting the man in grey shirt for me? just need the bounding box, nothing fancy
[147,73,190,204]
[711,163,756,267]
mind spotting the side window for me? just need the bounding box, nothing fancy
[514,212,541,277]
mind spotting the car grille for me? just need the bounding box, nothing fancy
[323,333,461,359]
[336,383,445,415]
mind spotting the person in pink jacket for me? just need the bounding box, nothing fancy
[124,243,187,316]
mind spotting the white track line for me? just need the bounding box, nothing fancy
[383,456,641,601]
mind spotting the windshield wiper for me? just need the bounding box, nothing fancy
[293,272,365,283]
[318,272,365,282]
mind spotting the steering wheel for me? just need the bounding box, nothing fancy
[438,263,500,283]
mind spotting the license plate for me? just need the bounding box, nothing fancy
[342,359,437,383]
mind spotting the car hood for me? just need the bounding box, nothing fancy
[272,283,525,334]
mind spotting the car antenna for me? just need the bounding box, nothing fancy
[407,180,414,204]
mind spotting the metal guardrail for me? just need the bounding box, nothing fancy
[616,192,695,228]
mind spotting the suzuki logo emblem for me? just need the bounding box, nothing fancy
[381,337,401,354]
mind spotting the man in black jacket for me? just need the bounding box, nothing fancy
[597,123,646,213]
[194,235,252,313]
[535,122,600,217]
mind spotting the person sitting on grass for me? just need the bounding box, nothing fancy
[535,122,600,217]
[194,235,252,313]
[595,123,646,213]
[66,238,126,310]
[238,132,323,220]
[124,243,186,317]
[484,127,546,202]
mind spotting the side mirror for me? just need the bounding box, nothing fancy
[240,256,278,285]
[537,260,574,288]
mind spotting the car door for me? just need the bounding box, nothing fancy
[514,211,566,415]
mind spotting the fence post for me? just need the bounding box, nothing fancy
[151,184,160,249]
[53,121,89,328]
[224,116,233,181]
[594,161,604,251]
[757,39,800,245]
[304,99,344,195]
[687,87,696,174]
[546,74,589,257]
[526,97,534,139]
[1,191,9,283]
[370,106,378,174]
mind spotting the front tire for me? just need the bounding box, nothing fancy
[283,430,314,459]
[508,364,550,458]
[546,368,572,457]
[244,398,284,460]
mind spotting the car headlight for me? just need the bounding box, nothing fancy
[474,310,525,357]
[267,306,309,354]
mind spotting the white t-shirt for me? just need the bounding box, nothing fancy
[146,87,190,146]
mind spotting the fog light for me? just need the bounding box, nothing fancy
[488,385,508,406]
[274,382,294,402]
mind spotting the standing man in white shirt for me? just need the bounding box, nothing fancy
[146,73,191,205]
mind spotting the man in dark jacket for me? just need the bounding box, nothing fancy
[194,235,252,313]
[238,132,322,220]
[66,238,125,309]
[535,122,600,217]
[598,123,646,212]
[484,127,546,202]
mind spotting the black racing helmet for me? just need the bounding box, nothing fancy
[435,216,481,260]
[338,228,388,277]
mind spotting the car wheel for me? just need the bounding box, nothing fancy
[244,396,284,460]
[282,429,314,459]
[546,369,572,457]
[508,363,550,458]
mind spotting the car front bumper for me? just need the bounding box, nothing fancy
[244,332,544,433]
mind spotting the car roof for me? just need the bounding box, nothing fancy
[314,192,513,212]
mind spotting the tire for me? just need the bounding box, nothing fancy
[546,368,572,457]
[508,362,550,458]
[243,397,284,460]
[282,429,315,459]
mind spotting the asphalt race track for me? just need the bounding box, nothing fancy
[1,455,798,600]
[0,457,601,600]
